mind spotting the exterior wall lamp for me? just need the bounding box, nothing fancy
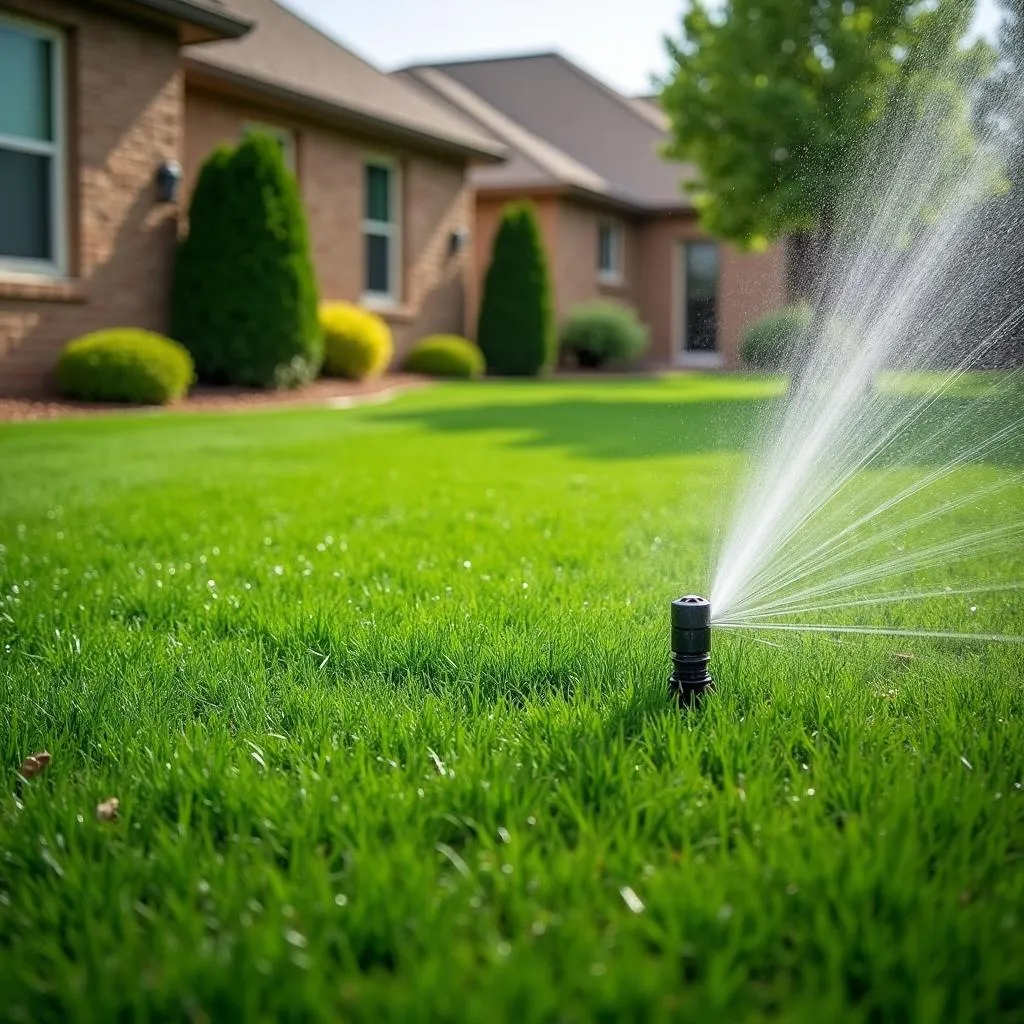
[449,226,469,257]
[155,159,182,203]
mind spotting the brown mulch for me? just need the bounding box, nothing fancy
[0,374,428,423]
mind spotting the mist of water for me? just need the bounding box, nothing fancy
[709,55,1024,643]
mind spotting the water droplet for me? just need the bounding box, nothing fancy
[620,886,644,914]
[334,894,348,907]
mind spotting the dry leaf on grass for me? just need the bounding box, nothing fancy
[95,797,120,822]
[18,751,51,779]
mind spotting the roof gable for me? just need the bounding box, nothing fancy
[402,52,694,210]
[184,0,504,161]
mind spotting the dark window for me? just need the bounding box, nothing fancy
[365,233,389,295]
[365,164,391,223]
[0,149,51,260]
[598,222,621,278]
[363,161,397,298]
[0,17,60,270]
[684,242,719,351]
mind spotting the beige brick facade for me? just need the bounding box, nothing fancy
[0,3,478,397]
[184,87,476,361]
[474,193,788,369]
[0,0,183,397]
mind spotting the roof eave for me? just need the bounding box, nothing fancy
[184,58,507,163]
[126,0,253,43]
[471,180,692,217]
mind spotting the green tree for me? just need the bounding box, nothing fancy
[171,132,322,388]
[970,0,1024,365]
[477,201,556,376]
[658,0,991,278]
[977,0,1024,185]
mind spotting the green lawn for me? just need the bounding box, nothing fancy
[1,374,1022,1023]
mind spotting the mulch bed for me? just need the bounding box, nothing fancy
[0,374,428,423]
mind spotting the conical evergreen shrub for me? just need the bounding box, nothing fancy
[476,201,556,376]
[171,132,322,388]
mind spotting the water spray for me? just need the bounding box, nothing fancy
[669,595,714,707]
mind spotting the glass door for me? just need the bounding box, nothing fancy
[681,241,720,356]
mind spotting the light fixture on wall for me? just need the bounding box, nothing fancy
[155,159,182,203]
[448,226,470,256]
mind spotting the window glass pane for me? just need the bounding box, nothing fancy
[598,226,612,271]
[0,148,51,260]
[365,232,390,294]
[365,164,390,223]
[685,242,718,351]
[0,25,52,142]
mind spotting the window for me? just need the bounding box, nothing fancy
[597,220,623,282]
[683,242,719,352]
[0,14,64,276]
[242,121,296,174]
[362,157,400,304]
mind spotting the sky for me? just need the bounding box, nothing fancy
[283,0,1006,97]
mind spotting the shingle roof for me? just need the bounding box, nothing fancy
[399,52,695,212]
[183,0,505,162]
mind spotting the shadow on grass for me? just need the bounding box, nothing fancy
[375,396,776,460]
[373,384,1024,468]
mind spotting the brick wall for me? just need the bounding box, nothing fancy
[636,212,788,368]
[0,0,182,397]
[184,87,475,362]
[472,193,786,369]
[554,200,639,323]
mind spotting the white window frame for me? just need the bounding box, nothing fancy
[361,154,401,307]
[0,12,66,279]
[597,218,624,284]
[242,120,296,175]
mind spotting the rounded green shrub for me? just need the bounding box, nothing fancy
[477,201,556,376]
[741,302,813,368]
[320,302,393,379]
[56,329,195,404]
[171,132,322,389]
[559,300,649,368]
[403,335,485,378]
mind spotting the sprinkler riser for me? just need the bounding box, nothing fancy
[669,595,714,708]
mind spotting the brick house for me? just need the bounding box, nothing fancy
[401,54,789,369]
[0,0,503,396]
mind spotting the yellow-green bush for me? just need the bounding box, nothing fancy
[319,302,393,380]
[403,335,486,378]
[56,329,195,404]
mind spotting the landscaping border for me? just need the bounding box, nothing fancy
[0,374,428,423]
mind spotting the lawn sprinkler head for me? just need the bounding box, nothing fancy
[669,595,714,707]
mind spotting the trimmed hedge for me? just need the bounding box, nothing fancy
[171,132,322,389]
[741,302,813,369]
[320,302,393,380]
[559,300,649,368]
[56,329,195,405]
[477,201,556,376]
[404,335,485,378]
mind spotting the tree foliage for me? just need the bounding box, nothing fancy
[476,202,556,376]
[976,0,1024,185]
[171,132,322,388]
[658,0,992,252]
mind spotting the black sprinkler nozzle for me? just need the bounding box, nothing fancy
[669,595,714,707]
